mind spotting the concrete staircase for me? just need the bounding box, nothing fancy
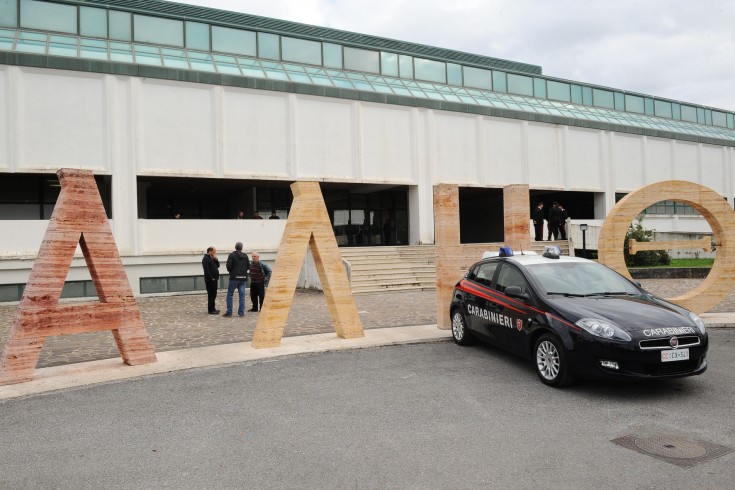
[339,240,571,294]
[339,246,436,294]
[530,240,572,256]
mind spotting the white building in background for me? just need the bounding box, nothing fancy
[0,0,733,300]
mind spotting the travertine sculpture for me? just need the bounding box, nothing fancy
[434,184,530,329]
[598,180,735,314]
[251,181,364,348]
[0,169,157,385]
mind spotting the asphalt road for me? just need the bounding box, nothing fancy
[1,330,734,489]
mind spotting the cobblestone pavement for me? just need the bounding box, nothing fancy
[0,289,435,368]
[0,278,732,368]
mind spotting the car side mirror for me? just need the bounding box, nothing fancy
[505,286,529,302]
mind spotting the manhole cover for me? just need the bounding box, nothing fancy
[634,436,708,459]
[612,434,734,468]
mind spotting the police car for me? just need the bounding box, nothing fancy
[449,246,708,387]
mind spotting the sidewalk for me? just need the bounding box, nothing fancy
[0,324,452,400]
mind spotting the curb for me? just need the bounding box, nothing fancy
[0,325,452,400]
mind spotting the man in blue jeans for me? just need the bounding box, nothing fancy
[223,242,250,317]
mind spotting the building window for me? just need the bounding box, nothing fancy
[212,26,255,56]
[463,66,491,90]
[492,71,506,93]
[547,80,570,102]
[654,99,672,119]
[643,200,699,216]
[20,0,77,34]
[109,10,131,41]
[257,32,279,60]
[80,7,107,38]
[571,84,583,104]
[322,42,342,69]
[185,21,210,51]
[0,174,112,220]
[398,54,413,79]
[446,63,462,86]
[507,73,533,96]
[134,14,183,47]
[414,57,446,83]
[344,46,379,74]
[0,0,17,28]
[625,94,645,114]
[380,51,398,77]
[593,89,615,109]
[281,36,321,65]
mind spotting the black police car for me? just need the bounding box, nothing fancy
[449,247,708,387]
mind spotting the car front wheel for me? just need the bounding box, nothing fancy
[451,310,474,346]
[534,334,574,387]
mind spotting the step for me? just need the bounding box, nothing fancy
[352,284,436,294]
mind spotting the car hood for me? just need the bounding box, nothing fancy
[546,295,695,334]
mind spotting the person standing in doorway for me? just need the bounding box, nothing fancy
[202,246,220,315]
[559,203,568,240]
[223,242,250,317]
[548,202,562,240]
[383,217,394,245]
[532,202,545,241]
[248,251,272,312]
[269,211,280,219]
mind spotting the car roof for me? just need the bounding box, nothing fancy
[483,254,593,267]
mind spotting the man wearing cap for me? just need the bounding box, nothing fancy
[223,242,250,317]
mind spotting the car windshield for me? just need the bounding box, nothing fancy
[524,261,640,297]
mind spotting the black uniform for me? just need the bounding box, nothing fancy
[202,253,220,313]
[548,203,563,240]
[532,205,545,241]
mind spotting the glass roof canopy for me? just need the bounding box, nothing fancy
[2,27,735,144]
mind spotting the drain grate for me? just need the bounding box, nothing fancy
[613,434,734,468]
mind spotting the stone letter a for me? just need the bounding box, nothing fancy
[251,181,364,348]
[0,169,157,385]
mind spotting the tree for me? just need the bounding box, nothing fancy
[624,215,672,267]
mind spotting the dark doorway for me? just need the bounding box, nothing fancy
[459,187,504,243]
[529,190,596,222]
[322,185,408,246]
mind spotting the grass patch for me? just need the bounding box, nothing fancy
[662,258,713,268]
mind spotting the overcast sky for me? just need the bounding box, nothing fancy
[177,0,735,112]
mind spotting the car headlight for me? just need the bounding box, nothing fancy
[575,318,632,341]
[688,311,706,335]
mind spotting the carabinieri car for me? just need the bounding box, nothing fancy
[449,247,708,387]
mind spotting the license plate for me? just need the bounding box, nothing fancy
[661,348,689,362]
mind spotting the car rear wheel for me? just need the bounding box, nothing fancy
[534,334,574,387]
[451,310,474,346]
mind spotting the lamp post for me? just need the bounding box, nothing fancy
[579,224,588,258]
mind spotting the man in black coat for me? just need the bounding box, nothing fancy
[202,246,220,314]
[224,242,250,317]
[532,202,545,241]
[548,202,563,240]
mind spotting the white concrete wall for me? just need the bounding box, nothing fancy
[138,219,286,255]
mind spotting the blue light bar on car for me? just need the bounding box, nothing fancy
[499,246,513,257]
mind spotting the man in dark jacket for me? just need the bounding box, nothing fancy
[548,202,563,240]
[224,242,250,317]
[532,202,545,241]
[248,251,272,312]
[202,246,220,315]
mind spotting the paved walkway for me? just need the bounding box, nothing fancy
[0,278,732,369]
